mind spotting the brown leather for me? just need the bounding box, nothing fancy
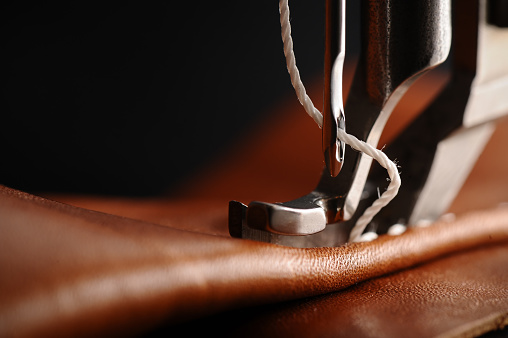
[180,243,508,338]
[1,185,508,337]
[2,71,508,336]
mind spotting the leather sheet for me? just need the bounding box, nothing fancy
[168,244,508,338]
[1,72,508,336]
[1,186,507,337]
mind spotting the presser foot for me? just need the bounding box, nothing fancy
[228,200,353,248]
[228,182,380,247]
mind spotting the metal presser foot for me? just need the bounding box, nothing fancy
[229,0,508,248]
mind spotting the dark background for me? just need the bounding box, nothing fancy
[1,2,359,196]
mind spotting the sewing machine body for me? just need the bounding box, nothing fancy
[229,0,508,247]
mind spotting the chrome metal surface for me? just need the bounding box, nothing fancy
[229,0,508,247]
[464,1,508,127]
[229,0,452,243]
[296,0,452,231]
[361,0,508,233]
[247,197,326,235]
[229,201,350,248]
[330,0,452,221]
[323,0,346,178]
[409,123,495,225]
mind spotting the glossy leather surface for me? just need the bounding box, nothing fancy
[1,71,508,337]
[1,185,507,337]
[170,244,508,338]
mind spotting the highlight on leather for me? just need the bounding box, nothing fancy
[1,185,508,336]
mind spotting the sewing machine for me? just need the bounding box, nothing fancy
[1,1,508,336]
[229,0,508,247]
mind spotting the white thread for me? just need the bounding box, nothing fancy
[337,128,401,242]
[279,0,323,127]
[356,232,379,242]
[387,223,407,236]
[279,0,401,243]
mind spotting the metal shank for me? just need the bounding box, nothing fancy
[323,0,346,178]
[361,0,508,233]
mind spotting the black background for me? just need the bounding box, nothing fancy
[1,2,359,196]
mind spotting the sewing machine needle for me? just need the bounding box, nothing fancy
[323,0,346,177]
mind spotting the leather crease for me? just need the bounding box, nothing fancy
[1,185,507,336]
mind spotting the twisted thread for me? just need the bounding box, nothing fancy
[337,129,401,242]
[279,0,323,127]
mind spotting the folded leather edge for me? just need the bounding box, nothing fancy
[1,185,508,336]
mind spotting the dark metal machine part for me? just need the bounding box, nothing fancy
[229,0,454,247]
[363,0,481,232]
[365,0,508,233]
[487,0,508,27]
[315,0,451,222]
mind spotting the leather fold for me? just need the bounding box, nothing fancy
[1,185,508,336]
